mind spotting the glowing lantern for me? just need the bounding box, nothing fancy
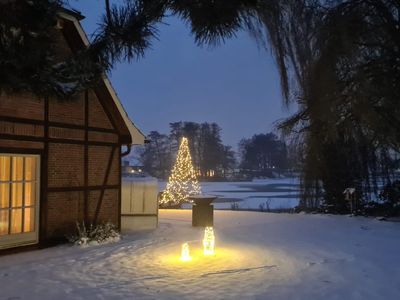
[203,227,215,255]
[180,242,192,261]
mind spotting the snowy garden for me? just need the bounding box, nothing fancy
[0,135,399,299]
[1,2,400,300]
[1,109,399,300]
[1,209,399,300]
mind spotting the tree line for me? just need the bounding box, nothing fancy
[239,133,289,178]
[138,122,235,179]
[137,122,290,180]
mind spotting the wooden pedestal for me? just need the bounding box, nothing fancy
[192,204,214,227]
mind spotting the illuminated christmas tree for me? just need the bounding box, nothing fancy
[160,137,201,206]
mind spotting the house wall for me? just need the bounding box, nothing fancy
[0,90,122,243]
[0,26,123,245]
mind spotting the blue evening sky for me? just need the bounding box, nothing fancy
[69,1,291,148]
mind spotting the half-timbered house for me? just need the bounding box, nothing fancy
[0,9,145,251]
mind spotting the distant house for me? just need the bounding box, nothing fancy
[121,161,145,177]
[0,9,145,251]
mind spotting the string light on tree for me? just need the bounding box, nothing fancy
[161,137,201,206]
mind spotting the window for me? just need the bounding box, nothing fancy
[0,155,39,237]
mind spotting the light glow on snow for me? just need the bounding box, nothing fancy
[165,247,241,266]
[1,210,399,300]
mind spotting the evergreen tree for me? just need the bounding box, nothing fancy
[220,145,237,178]
[160,137,201,207]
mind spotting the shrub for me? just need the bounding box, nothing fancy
[380,180,400,206]
[68,221,120,246]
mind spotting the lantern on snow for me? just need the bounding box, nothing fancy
[203,227,215,255]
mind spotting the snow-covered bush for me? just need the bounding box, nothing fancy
[363,201,400,217]
[380,180,400,206]
[68,221,121,246]
[358,181,400,217]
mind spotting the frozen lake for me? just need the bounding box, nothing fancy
[159,177,300,210]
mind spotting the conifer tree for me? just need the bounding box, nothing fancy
[160,137,201,206]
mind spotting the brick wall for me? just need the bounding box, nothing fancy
[88,189,119,225]
[88,146,119,186]
[49,95,85,125]
[0,92,44,120]
[89,90,114,129]
[46,191,84,238]
[48,143,85,187]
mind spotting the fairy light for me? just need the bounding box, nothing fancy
[160,137,201,206]
[180,242,192,261]
[203,227,215,255]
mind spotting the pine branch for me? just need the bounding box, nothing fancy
[105,0,112,22]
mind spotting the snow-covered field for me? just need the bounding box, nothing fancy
[1,210,399,300]
[159,178,300,210]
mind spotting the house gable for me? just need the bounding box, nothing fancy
[59,12,145,145]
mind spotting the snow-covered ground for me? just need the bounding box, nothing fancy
[1,210,399,300]
[159,178,300,210]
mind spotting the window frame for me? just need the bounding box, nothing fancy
[0,153,40,249]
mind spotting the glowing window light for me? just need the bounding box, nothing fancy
[203,227,215,255]
[180,242,192,261]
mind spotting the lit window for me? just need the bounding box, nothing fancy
[0,155,38,236]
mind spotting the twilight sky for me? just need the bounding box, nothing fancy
[70,1,292,148]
